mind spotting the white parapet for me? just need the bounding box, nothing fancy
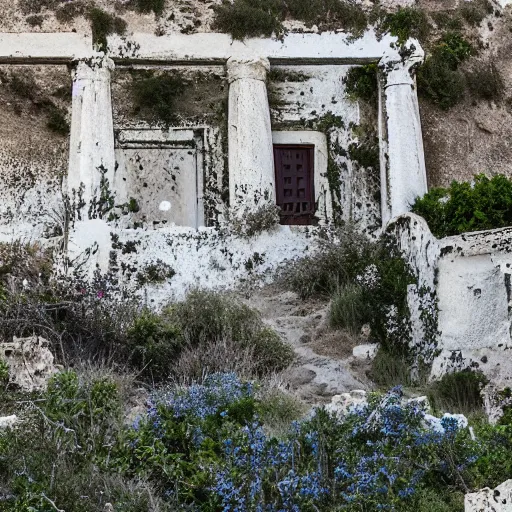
[68,57,116,218]
[227,56,275,213]
[379,43,427,224]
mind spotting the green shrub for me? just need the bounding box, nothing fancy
[436,32,473,68]
[26,14,44,27]
[369,347,414,388]
[281,225,374,299]
[418,57,466,109]
[329,283,368,333]
[130,0,166,16]
[229,204,280,238]
[460,0,494,26]
[165,290,294,375]
[344,63,378,103]
[466,60,505,101]
[126,310,182,381]
[411,174,512,238]
[427,370,489,414]
[257,387,306,435]
[88,7,127,51]
[213,0,284,40]
[131,73,186,124]
[136,260,175,285]
[0,357,8,384]
[46,104,70,135]
[287,0,368,34]
[381,7,430,45]
[55,0,88,23]
[417,33,473,110]
[348,136,380,169]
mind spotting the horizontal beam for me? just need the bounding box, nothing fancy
[0,33,93,62]
[108,31,400,62]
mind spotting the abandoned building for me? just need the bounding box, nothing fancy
[0,28,511,386]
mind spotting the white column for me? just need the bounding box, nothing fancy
[227,56,275,214]
[68,56,116,219]
[379,44,427,225]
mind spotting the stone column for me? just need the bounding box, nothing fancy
[378,44,427,225]
[227,56,275,214]
[68,56,116,219]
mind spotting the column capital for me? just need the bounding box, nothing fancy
[72,56,115,80]
[226,56,270,83]
[379,40,424,87]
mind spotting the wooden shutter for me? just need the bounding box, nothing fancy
[273,145,315,225]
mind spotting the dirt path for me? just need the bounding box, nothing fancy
[245,285,373,404]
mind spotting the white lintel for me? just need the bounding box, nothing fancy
[0,32,93,62]
[108,30,400,63]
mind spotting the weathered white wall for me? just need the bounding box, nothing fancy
[391,214,512,387]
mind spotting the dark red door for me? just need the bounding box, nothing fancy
[273,145,315,225]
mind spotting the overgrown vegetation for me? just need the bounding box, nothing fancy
[0,243,291,383]
[281,225,415,360]
[228,204,281,238]
[213,0,285,40]
[89,7,127,51]
[136,260,175,286]
[0,70,70,135]
[427,371,489,414]
[380,7,430,45]
[411,174,512,238]
[466,59,505,101]
[344,64,378,103]
[131,72,186,125]
[2,372,512,511]
[129,0,166,16]
[213,0,367,40]
[417,33,473,110]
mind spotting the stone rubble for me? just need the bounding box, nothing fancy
[465,480,512,512]
[0,336,58,392]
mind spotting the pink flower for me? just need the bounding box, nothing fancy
[97,290,104,299]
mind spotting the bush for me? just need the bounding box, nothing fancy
[55,0,88,23]
[381,7,430,45]
[460,0,494,26]
[0,357,8,384]
[466,60,505,101]
[131,73,186,124]
[280,225,374,299]
[229,203,280,237]
[126,310,182,381]
[329,283,368,333]
[213,0,284,40]
[411,174,512,238]
[46,104,70,135]
[164,290,294,376]
[130,0,165,16]
[348,136,380,169]
[26,14,44,27]
[0,368,163,512]
[427,370,489,414]
[286,0,368,34]
[136,260,175,285]
[369,347,414,387]
[88,7,127,51]
[417,33,473,110]
[117,380,479,510]
[344,63,378,103]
